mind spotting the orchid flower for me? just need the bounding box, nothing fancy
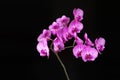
[36,8,106,80]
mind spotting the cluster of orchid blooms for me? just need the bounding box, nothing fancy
[37,8,105,62]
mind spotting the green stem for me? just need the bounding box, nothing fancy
[73,40,75,46]
[50,44,70,80]
[54,53,70,80]
[65,46,74,49]
[64,40,75,49]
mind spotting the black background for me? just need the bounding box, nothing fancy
[0,0,119,80]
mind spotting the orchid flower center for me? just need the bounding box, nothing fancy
[41,49,47,55]
[77,51,81,57]
[85,54,93,60]
[72,27,78,33]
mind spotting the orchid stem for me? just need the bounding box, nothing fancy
[54,53,70,80]
[50,43,70,80]
[50,43,72,80]
[65,46,74,49]
[64,41,75,49]
[73,40,75,46]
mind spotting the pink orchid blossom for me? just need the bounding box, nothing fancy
[53,37,64,52]
[37,39,49,57]
[84,33,94,46]
[37,29,51,42]
[73,44,85,58]
[74,36,83,45]
[49,22,61,35]
[57,27,72,43]
[95,37,105,52]
[56,15,70,27]
[73,8,84,21]
[81,45,98,62]
[68,20,83,37]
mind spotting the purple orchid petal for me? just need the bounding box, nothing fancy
[56,28,66,43]
[49,22,61,35]
[37,38,49,57]
[74,36,83,45]
[53,37,64,52]
[73,44,85,58]
[37,29,51,42]
[57,27,72,43]
[68,20,83,36]
[95,37,105,52]
[84,33,94,46]
[73,8,84,21]
[81,46,98,62]
[62,27,73,41]
[56,15,70,27]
